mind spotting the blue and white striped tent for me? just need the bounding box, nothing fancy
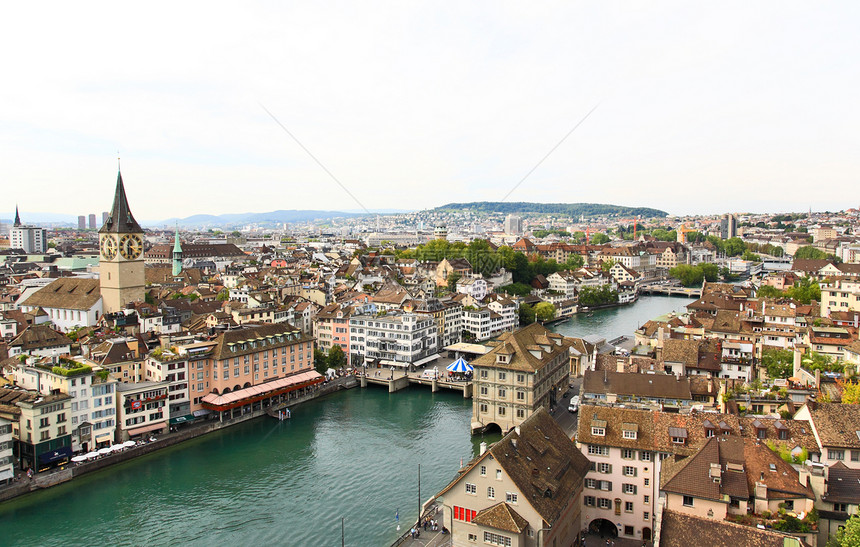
[446,357,473,373]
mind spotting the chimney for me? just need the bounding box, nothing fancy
[480,442,487,456]
[616,359,625,373]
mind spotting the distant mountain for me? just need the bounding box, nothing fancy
[153,209,367,228]
[433,202,668,218]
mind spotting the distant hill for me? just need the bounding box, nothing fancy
[155,209,367,228]
[433,202,668,218]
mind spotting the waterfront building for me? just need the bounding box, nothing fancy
[349,310,437,367]
[12,356,117,452]
[434,408,590,547]
[0,387,73,472]
[313,303,353,364]
[0,417,12,484]
[99,169,145,314]
[9,207,47,253]
[470,322,570,434]
[146,348,193,424]
[116,381,169,441]
[88,336,146,383]
[18,277,104,332]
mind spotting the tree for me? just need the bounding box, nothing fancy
[328,345,347,369]
[518,303,536,325]
[741,250,761,262]
[802,351,841,373]
[829,513,860,546]
[590,233,610,245]
[762,348,793,379]
[793,246,827,260]
[784,276,821,304]
[699,263,719,282]
[216,290,230,301]
[534,302,556,322]
[600,259,617,273]
[498,282,533,296]
[669,264,704,287]
[445,272,462,291]
[564,254,584,269]
[757,285,783,299]
[839,380,860,405]
[723,237,746,257]
[313,348,328,374]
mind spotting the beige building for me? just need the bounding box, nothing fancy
[116,381,169,441]
[433,408,590,547]
[99,170,146,314]
[820,278,860,317]
[470,323,570,434]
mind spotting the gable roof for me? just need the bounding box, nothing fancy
[472,323,569,373]
[9,324,69,351]
[471,502,529,533]
[659,509,810,547]
[20,277,102,311]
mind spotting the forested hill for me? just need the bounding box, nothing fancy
[433,202,668,218]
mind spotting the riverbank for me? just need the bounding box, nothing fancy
[0,375,358,504]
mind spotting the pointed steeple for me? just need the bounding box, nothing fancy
[99,170,143,234]
[172,224,183,277]
[13,205,21,227]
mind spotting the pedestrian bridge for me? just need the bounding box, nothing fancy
[360,369,472,398]
[639,284,702,297]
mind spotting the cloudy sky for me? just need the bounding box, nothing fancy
[2,1,858,222]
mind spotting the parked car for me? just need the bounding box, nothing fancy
[568,395,580,413]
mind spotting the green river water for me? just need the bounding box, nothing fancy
[0,296,692,546]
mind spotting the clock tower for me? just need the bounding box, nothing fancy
[99,169,145,313]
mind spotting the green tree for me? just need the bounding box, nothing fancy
[445,272,462,291]
[741,250,761,261]
[216,290,229,301]
[724,237,746,257]
[498,283,533,296]
[534,302,556,322]
[757,285,783,299]
[839,380,860,405]
[784,276,821,304]
[600,259,617,273]
[313,348,328,374]
[829,513,860,546]
[590,233,610,245]
[699,263,719,282]
[519,303,536,325]
[564,254,585,269]
[802,351,841,373]
[793,246,827,260]
[706,235,725,253]
[762,348,793,379]
[328,345,347,369]
[669,264,704,287]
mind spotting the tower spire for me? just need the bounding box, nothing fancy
[172,223,183,277]
[13,205,21,227]
[99,168,142,234]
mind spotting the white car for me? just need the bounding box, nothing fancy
[568,395,580,413]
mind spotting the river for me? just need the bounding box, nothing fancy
[0,296,692,546]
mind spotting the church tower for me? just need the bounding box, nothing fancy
[99,169,145,313]
[172,226,183,278]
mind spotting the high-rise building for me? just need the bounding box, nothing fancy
[88,214,97,230]
[78,216,86,230]
[102,211,109,224]
[9,206,47,253]
[720,213,737,240]
[99,170,145,313]
[503,214,523,236]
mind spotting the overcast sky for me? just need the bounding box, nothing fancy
[2,1,858,222]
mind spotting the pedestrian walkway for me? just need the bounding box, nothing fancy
[581,533,651,547]
[392,503,451,547]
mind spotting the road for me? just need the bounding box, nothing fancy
[552,376,582,439]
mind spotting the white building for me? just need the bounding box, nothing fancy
[456,277,488,301]
[18,278,103,332]
[9,208,47,253]
[0,417,12,484]
[349,310,438,367]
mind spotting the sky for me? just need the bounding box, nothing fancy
[2,1,859,222]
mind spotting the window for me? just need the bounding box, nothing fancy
[588,445,609,456]
[599,480,612,491]
[516,409,525,419]
[498,372,506,381]
[480,404,488,413]
[624,525,634,536]
[852,451,860,462]
[480,465,487,476]
[757,429,766,440]
[498,389,506,398]
[682,496,694,507]
[640,451,652,462]
[623,484,637,495]
[454,506,477,522]
[468,533,477,542]
[465,483,476,494]
[644,512,650,521]
[644,495,650,504]
[498,407,506,416]
[625,502,634,513]
[483,531,511,547]
[585,478,597,489]
[829,449,845,461]
[39,417,49,428]
[671,436,685,444]
[592,427,605,436]
[584,496,596,507]
[644,478,649,487]
[783,500,794,510]
[597,463,612,474]
[622,449,635,459]
[516,391,525,401]
[505,492,517,504]
[496,469,502,480]
[516,374,525,383]
[597,498,612,509]
[488,487,495,499]
[835,503,848,512]
[623,466,637,477]
[623,429,637,440]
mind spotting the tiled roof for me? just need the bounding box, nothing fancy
[822,462,860,504]
[582,370,692,401]
[471,323,569,373]
[471,502,529,533]
[20,277,101,311]
[806,403,860,449]
[9,324,69,351]
[661,339,700,365]
[659,509,810,547]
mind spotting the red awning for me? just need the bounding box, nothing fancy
[201,371,324,411]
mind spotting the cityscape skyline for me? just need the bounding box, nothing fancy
[2,2,859,219]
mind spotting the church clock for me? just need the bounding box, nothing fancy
[119,234,143,260]
[100,235,117,260]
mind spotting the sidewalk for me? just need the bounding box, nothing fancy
[392,503,450,547]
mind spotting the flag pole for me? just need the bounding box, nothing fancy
[418,463,421,528]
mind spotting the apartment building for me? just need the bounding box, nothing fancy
[349,310,437,366]
[470,323,570,434]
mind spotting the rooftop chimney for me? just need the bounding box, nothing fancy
[480,442,488,456]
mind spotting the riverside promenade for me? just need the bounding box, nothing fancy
[360,357,473,397]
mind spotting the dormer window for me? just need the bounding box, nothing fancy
[669,427,687,445]
[622,423,638,440]
[592,419,607,437]
[496,354,508,364]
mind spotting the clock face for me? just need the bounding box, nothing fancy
[119,234,143,260]
[100,235,117,260]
